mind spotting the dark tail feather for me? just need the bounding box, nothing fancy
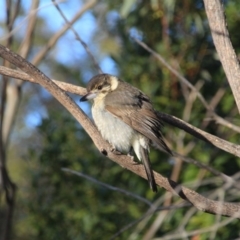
[139,146,157,192]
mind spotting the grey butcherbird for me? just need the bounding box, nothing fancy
[80,74,172,192]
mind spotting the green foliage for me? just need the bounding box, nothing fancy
[7,0,240,239]
[15,111,160,239]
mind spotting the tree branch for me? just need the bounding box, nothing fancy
[52,0,102,74]
[1,66,239,186]
[203,0,240,113]
[0,66,87,95]
[32,0,97,66]
[133,37,240,134]
[0,45,240,218]
[0,65,239,158]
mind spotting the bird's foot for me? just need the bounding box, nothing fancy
[127,153,138,165]
[111,147,122,155]
[127,153,135,161]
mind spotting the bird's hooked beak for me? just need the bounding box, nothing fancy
[80,92,97,102]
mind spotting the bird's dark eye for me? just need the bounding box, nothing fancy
[97,85,102,90]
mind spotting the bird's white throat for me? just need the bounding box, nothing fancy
[109,76,119,91]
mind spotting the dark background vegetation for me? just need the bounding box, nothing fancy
[1,0,240,239]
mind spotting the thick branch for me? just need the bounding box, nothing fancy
[0,45,240,218]
[0,65,239,158]
[203,0,240,112]
[0,66,238,186]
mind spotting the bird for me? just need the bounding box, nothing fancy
[80,73,172,192]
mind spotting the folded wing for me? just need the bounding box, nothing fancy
[105,89,172,155]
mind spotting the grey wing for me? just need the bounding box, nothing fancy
[105,90,172,155]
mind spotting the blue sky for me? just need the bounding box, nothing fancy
[0,0,117,74]
[0,0,118,129]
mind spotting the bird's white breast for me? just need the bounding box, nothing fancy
[92,100,135,153]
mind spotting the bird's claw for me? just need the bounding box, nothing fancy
[127,153,137,164]
[111,147,122,155]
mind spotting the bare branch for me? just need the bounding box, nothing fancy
[3,0,40,147]
[0,66,87,95]
[0,45,240,218]
[18,0,40,58]
[0,65,240,159]
[32,0,97,66]
[62,168,152,206]
[158,217,236,240]
[158,112,240,157]
[204,0,240,113]
[110,203,190,240]
[0,1,65,42]
[133,37,240,134]
[0,1,21,238]
[52,0,102,74]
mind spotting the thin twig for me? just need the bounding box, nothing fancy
[32,0,97,65]
[133,37,240,134]
[110,204,190,240]
[0,0,65,42]
[62,168,152,206]
[3,0,40,147]
[159,215,236,240]
[52,0,102,74]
